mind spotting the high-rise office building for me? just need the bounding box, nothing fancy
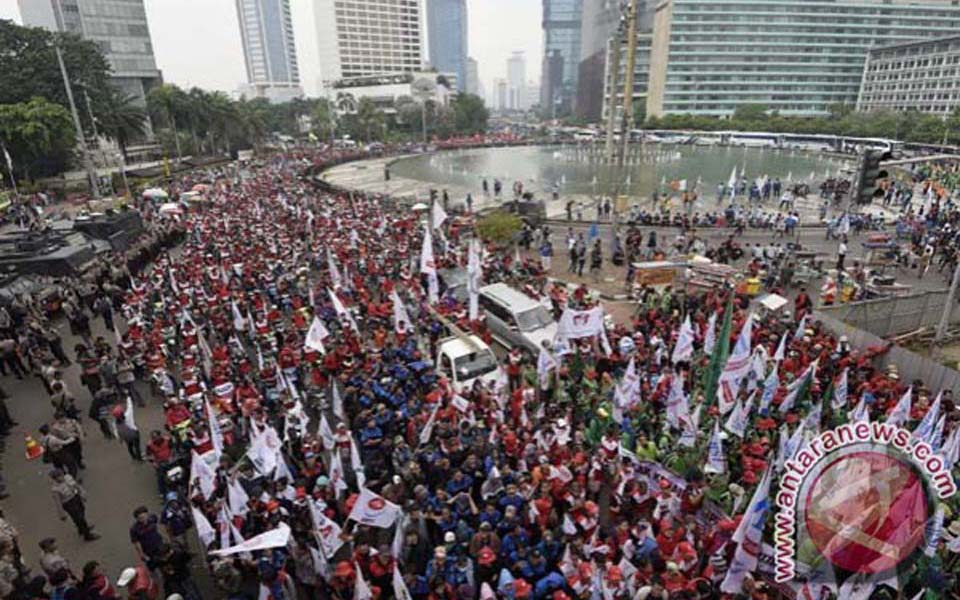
[426,0,468,92]
[575,0,651,122]
[857,35,960,115]
[494,78,508,112]
[645,0,960,117]
[541,0,582,117]
[507,51,527,110]
[466,57,481,96]
[235,0,302,104]
[19,0,162,107]
[314,0,425,94]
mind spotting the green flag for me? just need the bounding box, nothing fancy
[704,295,734,407]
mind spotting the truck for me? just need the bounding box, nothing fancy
[436,334,502,394]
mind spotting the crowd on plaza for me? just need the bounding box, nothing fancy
[0,143,957,600]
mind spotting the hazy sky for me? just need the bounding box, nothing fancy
[0,0,542,100]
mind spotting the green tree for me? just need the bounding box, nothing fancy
[147,84,189,159]
[98,89,147,160]
[344,98,385,142]
[477,211,522,245]
[450,94,489,134]
[0,97,75,181]
[732,104,769,124]
[0,20,112,136]
[312,98,337,142]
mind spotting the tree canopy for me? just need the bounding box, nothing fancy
[0,97,75,182]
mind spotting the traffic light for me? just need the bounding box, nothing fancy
[853,149,891,205]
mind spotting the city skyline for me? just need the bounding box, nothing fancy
[0,0,542,100]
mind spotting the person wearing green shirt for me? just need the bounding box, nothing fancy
[635,432,658,462]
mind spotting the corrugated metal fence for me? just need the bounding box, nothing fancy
[816,289,960,338]
[814,311,960,394]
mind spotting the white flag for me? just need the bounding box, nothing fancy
[537,347,557,390]
[190,450,216,499]
[793,314,808,341]
[390,289,413,334]
[704,422,726,474]
[703,313,717,355]
[432,199,448,229]
[329,450,348,495]
[758,363,779,415]
[355,568,374,600]
[419,401,441,445]
[349,434,366,490]
[724,392,754,438]
[328,289,359,332]
[849,395,870,423]
[304,317,329,353]
[671,315,695,364]
[420,225,439,304]
[327,249,343,288]
[206,399,223,458]
[348,488,401,528]
[886,387,913,427]
[331,381,345,421]
[467,238,482,321]
[227,479,250,517]
[318,414,336,450]
[665,374,689,430]
[393,565,414,600]
[720,468,772,593]
[614,357,641,409]
[914,392,941,443]
[192,507,215,547]
[832,368,848,411]
[773,333,787,362]
[925,505,945,557]
[310,504,345,557]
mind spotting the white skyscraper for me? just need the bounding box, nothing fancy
[314,0,426,95]
[235,0,303,103]
[507,51,527,110]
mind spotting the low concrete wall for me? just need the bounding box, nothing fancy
[815,311,960,394]
[817,288,960,338]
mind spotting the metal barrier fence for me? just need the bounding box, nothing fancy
[814,311,960,393]
[816,289,960,338]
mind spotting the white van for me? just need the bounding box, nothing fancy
[478,283,558,354]
[436,335,501,393]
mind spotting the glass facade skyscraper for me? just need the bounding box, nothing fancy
[236,0,302,103]
[426,0,468,92]
[646,0,960,117]
[541,0,583,116]
[18,0,162,107]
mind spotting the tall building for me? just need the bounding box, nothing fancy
[494,78,508,112]
[466,57,480,96]
[575,0,651,122]
[541,0,582,117]
[314,0,425,94]
[646,0,960,118]
[857,35,960,115]
[235,0,302,104]
[426,0,468,92]
[507,51,527,110]
[18,0,162,107]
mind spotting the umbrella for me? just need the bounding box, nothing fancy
[142,187,168,199]
[410,202,429,211]
[158,202,184,215]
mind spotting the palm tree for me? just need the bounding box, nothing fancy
[354,98,384,142]
[312,98,337,142]
[235,98,269,150]
[146,84,187,161]
[98,89,147,160]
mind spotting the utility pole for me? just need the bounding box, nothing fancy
[51,0,100,199]
[603,26,623,164]
[55,43,100,199]
[617,0,640,167]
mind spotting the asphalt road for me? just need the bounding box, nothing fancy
[0,306,214,594]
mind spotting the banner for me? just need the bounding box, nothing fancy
[467,238,481,322]
[557,307,605,341]
[211,523,291,556]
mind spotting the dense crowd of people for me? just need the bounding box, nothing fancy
[0,144,957,600]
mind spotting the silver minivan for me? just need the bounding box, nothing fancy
[478,283,558,354]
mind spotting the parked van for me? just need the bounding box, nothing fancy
[436,335,501,393]
[478,283,557,354]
